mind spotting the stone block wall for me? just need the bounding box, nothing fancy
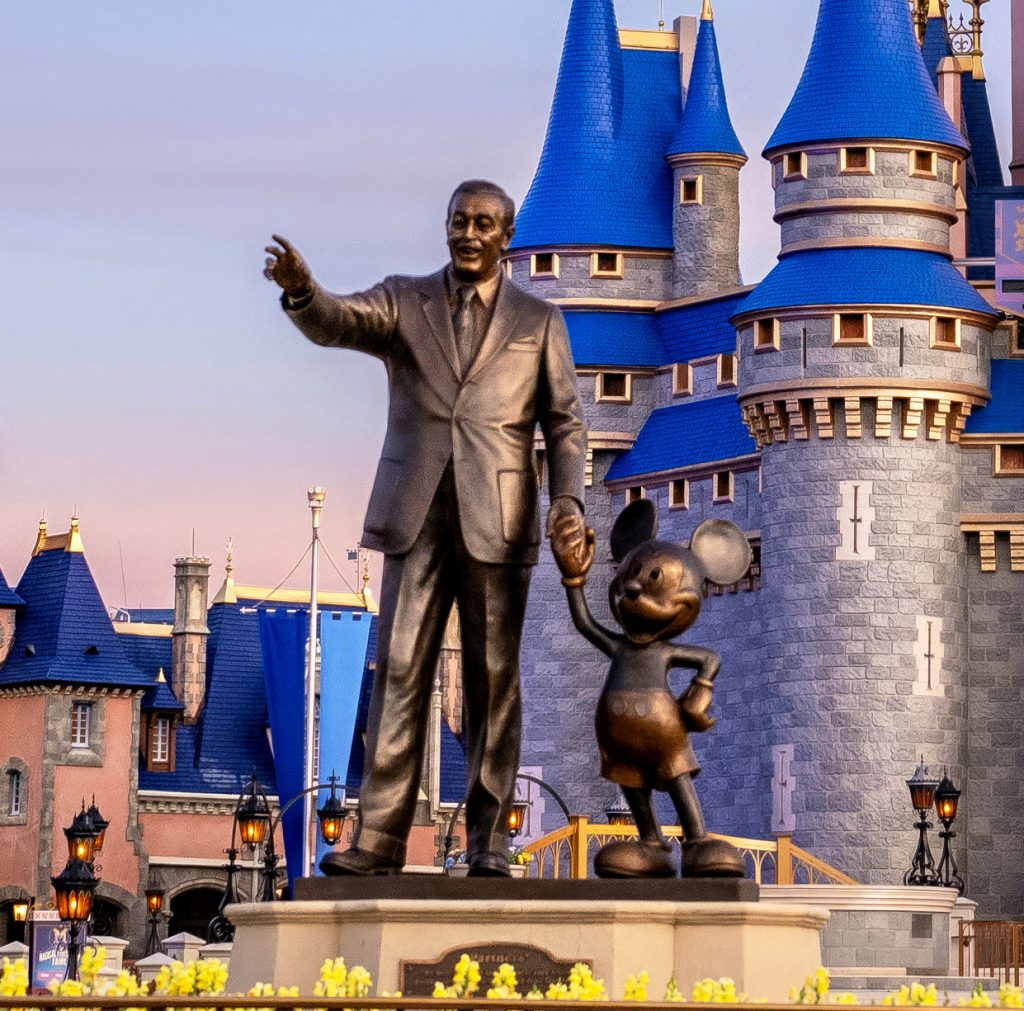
[507,253,673,302]
[672,163,742,298]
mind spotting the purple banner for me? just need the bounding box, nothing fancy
[995,199,1024,315]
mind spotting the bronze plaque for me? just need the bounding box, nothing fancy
[400,943,585,996]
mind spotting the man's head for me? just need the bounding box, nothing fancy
[446,180,516,282]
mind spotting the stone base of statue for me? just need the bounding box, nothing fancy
[226,878,829,1000]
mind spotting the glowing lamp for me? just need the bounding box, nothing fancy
[905,758,938,813]
[236,776,271,847]
[64,804,99,863]
[934,773,961,825]
[507,800,529,839]
[145,888,164,915]
[52,859,98,923]
[87,797,110,856]
[12,901,29,923]
[605,800,634,827]
[316,778,347,846]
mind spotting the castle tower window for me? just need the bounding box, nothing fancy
[754,318,781,352]
[670,478,690,510]
[713,471,734,503]
[839,146,875,175]
[994,445,1024,476]
[596,371,632,403]
[8,770,22,816]
[672,363,693,396]
[717,353,738,388]
[783,151,807,180]
[679,176,703,205]
[590,252,623,278]
[626,486,644,504]
[930,316,962,350]
[151,717,171,766]
[530,253,559,278]
[71,702,91,749]
[911,150,938,179]
[833,313,873,347]
[1002,317,1024,357]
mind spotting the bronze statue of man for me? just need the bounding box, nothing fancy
[265,180,587,876]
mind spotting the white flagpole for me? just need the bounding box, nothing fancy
[304,487,326,877]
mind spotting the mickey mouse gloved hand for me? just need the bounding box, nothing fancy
[679,677,716,733]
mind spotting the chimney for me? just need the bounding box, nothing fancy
[1011,0,1024,185]
[172,556,211,723]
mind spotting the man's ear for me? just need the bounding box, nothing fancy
[502,223,515,250]
[689,519,751,586]
[610,499,658,562]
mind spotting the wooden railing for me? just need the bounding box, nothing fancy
[959,919,1024,985]
[521,816,856,885]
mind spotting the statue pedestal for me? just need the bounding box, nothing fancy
[227,879,829,1000]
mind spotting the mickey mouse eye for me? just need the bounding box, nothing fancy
[650,567,662,581]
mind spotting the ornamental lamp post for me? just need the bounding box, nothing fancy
[903,757,939,886]
[507,799,530,840]
[143,888,164,957]
[51,859,98,981]
[12,899,30,923]
[86,797,110,857]
[236,774,271,848]
[605,793,634,826]
[933,771,965,894]
[316,774,347,847]
[65,802,99,865]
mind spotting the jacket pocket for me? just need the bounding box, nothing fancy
[498,469,540,546]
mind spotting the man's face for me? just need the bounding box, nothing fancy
[446,192,514,281]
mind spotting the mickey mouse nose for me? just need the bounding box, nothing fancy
[624,580,642,599]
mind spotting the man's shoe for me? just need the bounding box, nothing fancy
[466,853,511,878]
[320,847,402,877]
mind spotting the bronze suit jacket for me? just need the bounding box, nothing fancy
[285,268,586,565]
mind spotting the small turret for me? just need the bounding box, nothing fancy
[0,564,24,666]
[665,0,746,298]
[172,555,211,723]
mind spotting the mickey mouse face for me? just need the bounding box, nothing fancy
[608,540,704,645]
[607,500,752,646]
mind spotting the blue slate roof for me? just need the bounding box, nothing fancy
[658,291,747,361]
[666,16,744,159]
[736,248,999,317]
[0,566,23,608]
[0,548,153,689]
[565,311,666,367]
[344,619,466,806]
[605,395,757,481]
[920,16,951,88]
[764,0,967,155]
[964,361,1024,434]
[511,0,681,250]
[117,633,183,711]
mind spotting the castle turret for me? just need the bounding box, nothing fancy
[0,563,24,666]
[733,0,1000,886]
[665,0,746,299]
[172,556,210,723]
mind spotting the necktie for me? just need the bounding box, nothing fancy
[454,283,480,374]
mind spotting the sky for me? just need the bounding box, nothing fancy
[1,1,1016,608]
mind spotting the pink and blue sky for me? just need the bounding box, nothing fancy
[1,1,1015,607]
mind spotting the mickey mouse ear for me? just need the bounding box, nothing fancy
[610,499,658,562]
[689,519,751,586]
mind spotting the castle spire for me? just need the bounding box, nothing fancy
[700,0,713,21]
[764,0,967,156]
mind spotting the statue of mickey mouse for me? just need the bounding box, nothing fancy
[550,498,752,879]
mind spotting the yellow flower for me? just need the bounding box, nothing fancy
[0,957,28,997]
[623,971,649,1002]
[998,984,1023,1009]
[664,978,685,1002]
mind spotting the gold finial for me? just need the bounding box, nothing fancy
[157,666,167,683]
[226,538,234,579]
[658,0,665,30]
[969,0,988,80]
[361,551,371,593]
[66,514,84,554]
[33,514,48,556]
[213,537,238,605]
[700,0,714,21]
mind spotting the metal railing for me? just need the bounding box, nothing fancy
[521,817,856,885]
[959,919,1024,985]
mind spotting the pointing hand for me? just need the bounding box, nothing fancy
[264,234,314,299]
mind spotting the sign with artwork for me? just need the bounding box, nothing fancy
[27,913,86,992]
[995,200,1024,315]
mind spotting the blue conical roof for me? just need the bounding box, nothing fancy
[0,565,23,608]
[511,0,681,250]
[666,14,744,159]
[764,0,967,155]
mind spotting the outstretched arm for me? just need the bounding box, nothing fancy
[265,235,397,357]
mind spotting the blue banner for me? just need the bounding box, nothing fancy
[258,608,310,888]
[316,610,373,865]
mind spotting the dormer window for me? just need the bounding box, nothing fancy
[713,471,734,503]
[530,253,559,279]
[930,316,962,351]
[839,146,875,175]
[626,486,644,504]
[754,318,781,353]
[670,479,690,510]
[151,717,170,765]
[717,353,738,388]
[833,313,873,347]
[84,645,99,656]
[911,150,938,179]
[672,363,693,397]
[596,371,632,403]
[679,176,703,205]
[783,152,807,180]
[590,252,624,278]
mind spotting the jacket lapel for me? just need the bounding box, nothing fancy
[463,275,522,385]
[417,269,461,382]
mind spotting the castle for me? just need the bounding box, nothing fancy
[512,0,1024,916]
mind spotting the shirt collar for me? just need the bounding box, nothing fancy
[445,265,502,310]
